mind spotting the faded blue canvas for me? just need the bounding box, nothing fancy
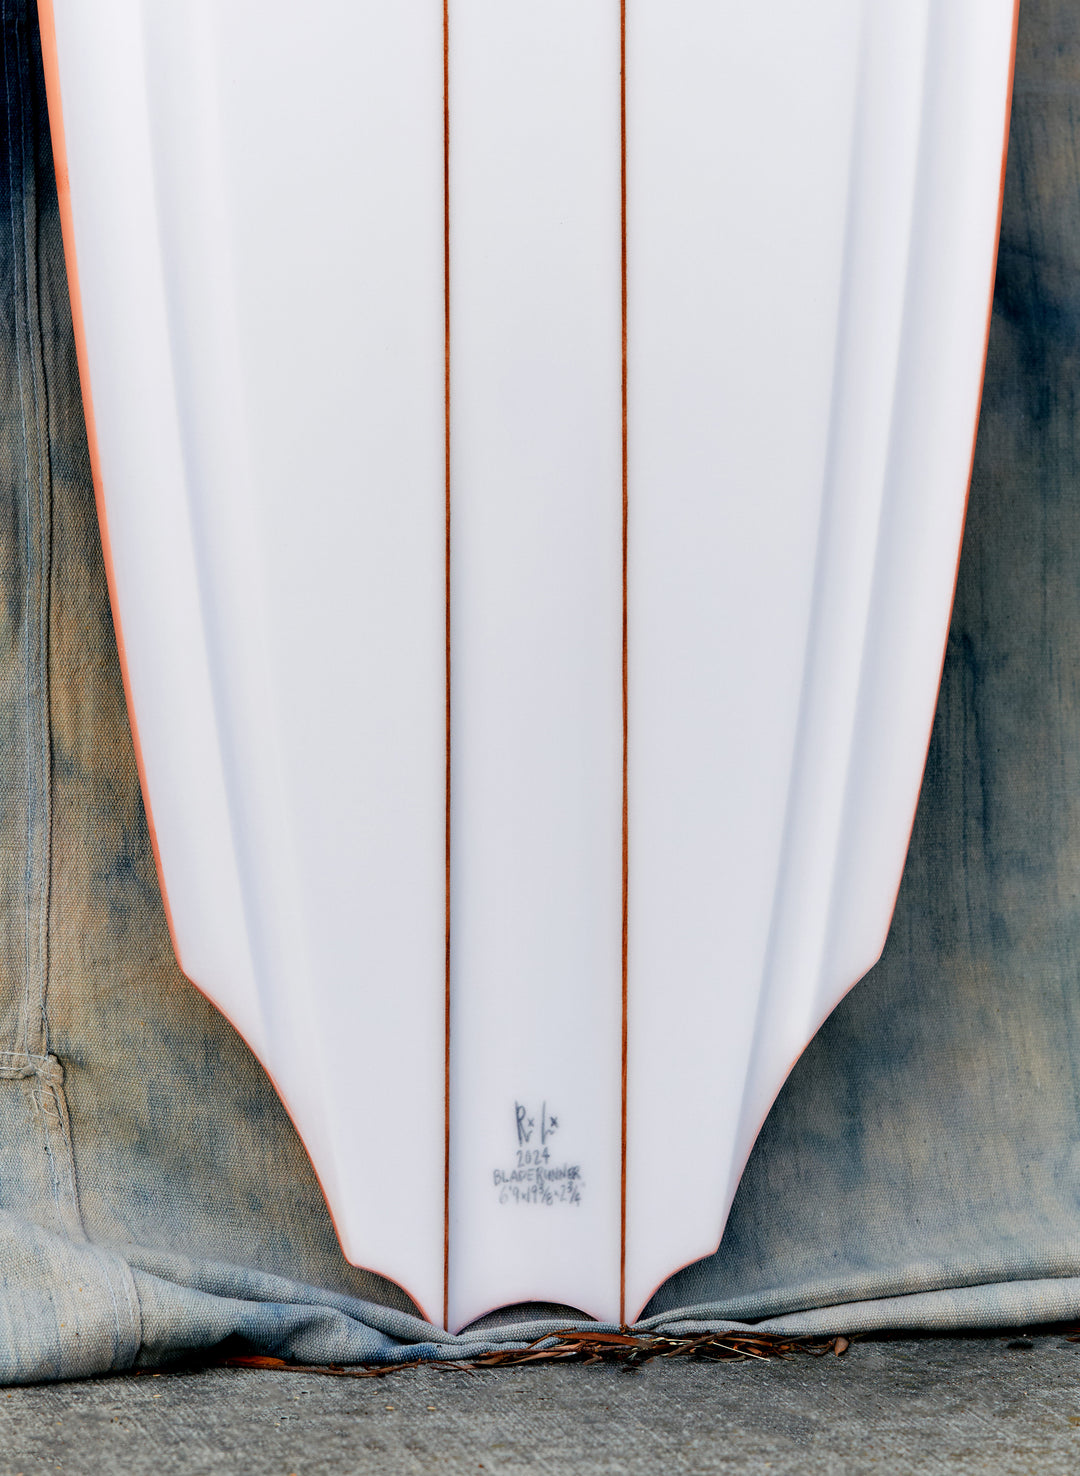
[0,0,1075,1383]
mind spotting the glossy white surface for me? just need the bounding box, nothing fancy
[44,0,1015,1330]
[447,0,624,1331]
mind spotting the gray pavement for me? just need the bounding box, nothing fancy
[0,1333,1078,1474]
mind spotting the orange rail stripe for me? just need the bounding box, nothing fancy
[619,0,629,1329]
[866,0,1021,989]
[36,0,183,971]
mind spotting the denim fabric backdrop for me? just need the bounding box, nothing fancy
[0,0,1075,1383]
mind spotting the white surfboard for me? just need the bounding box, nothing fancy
[39,0,1017,1331]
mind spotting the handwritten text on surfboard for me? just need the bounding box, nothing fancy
[492,1103,583,1206]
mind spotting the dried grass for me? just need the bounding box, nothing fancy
[223,1329,851,1380]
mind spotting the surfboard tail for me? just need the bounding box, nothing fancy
[41,0,1017,1331]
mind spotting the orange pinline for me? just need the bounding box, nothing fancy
[619,0,629,1329]
[443,0,453,1336]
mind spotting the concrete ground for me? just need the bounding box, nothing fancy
[0,1332,1078,1475]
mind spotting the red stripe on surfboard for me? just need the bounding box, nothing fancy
[443,0,452,1336]
[619,0,629,1331]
